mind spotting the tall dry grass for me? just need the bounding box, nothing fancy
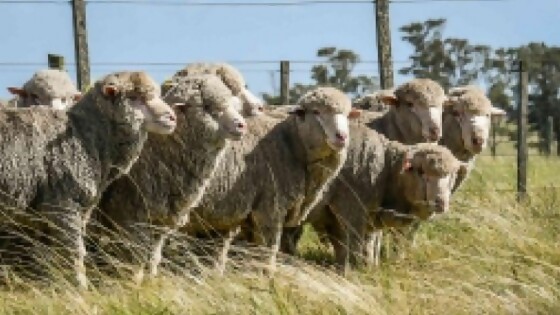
[0,155,558,314]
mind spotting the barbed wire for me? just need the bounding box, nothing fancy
[0,0,519,5]
[0,60,410,66]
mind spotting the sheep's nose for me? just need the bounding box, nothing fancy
[167,112,176,122]
[472,136,484,146]
[335,132,347,142]
[429,126,440,141]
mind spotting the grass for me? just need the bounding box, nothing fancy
[0,154,559,314]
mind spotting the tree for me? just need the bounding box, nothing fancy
[262,47,379,105]
[398,18,491,91]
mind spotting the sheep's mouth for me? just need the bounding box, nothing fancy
[224,128,244,140]
[327,139,347,151]
[146,116,177,134]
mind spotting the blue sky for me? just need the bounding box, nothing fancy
[0,0,558,100]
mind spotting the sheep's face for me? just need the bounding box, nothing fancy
[8,69,82,110]
[163,75,247,140]
[100,72,177,135]
[444,90,506,154]
[291,105,353,152]
[7,87,81,110]
[214,97,247,140]
[399,147,467,220]
[294,87,355,152]
[382,80,445,143]
[239,88,264,116]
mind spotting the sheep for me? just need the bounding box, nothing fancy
[365,85,507,266]
[353,89,394,112]
[279,79,448,262]
[440,85,507,191]
[173,86,356,273]
[280,122,467,269]
[94,73,248,281]
[0,71,177,288]
[371,86,509,261]
[173,62,264,116]
[360,78,446,144]
[7,69,82,110]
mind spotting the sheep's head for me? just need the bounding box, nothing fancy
[214,63,265,117]
[398,143,468,220]
[97,71,177,135]
[291,87,358,152]
[353,89,394,112]
[162,74,247,140]
[381,79,445,143]
[444,86,507,154]
[176,62,264,117]
[7,69,82,110]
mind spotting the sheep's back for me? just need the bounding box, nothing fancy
[187,115,306,232]
[0,108,99,211]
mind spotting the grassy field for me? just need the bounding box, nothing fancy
[0,154,559,314]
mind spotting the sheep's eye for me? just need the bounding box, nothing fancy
[406,102,414,108]
[452,110,460,117]
[312,109,320,115]
[417,168,424,176]
[129,95,139,102]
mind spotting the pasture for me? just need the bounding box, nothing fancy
[0,152,558,315]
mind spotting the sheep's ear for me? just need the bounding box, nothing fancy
[7,87,26,97]
[380,95,399,107]
[402,159,412,172]
[103,85,119,98]
[348,108,361,119]
[72,93,82,102]
[490,106,507,117]
[401,152,413,172]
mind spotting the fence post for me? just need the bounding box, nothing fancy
[280,60,290,105]
[491,119,497,158]
[546,116,554,157]
[375,0,394,89]
[48,54,65,70]
[516,60,528,201]
[71,0,91,92]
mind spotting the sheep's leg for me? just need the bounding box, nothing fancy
[42,202,88,289]
[279,226,303,255]
[264,222,283,272]
[149,229,174,277]
[214,226,241,275]
[365,231,382,268]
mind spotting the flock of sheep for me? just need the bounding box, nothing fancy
[0,63,506,288]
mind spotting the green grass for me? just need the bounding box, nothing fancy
[0,155,559,314]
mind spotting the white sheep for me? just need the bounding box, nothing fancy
[177,87,356,273]
[7,69,81,110]
[94,73,248,281]
[0,71,176,288]
[441,85,506,191]
[361,78,447,144]
[366,85,507,266]
[173,62,264,116]
[281,128,466,269]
